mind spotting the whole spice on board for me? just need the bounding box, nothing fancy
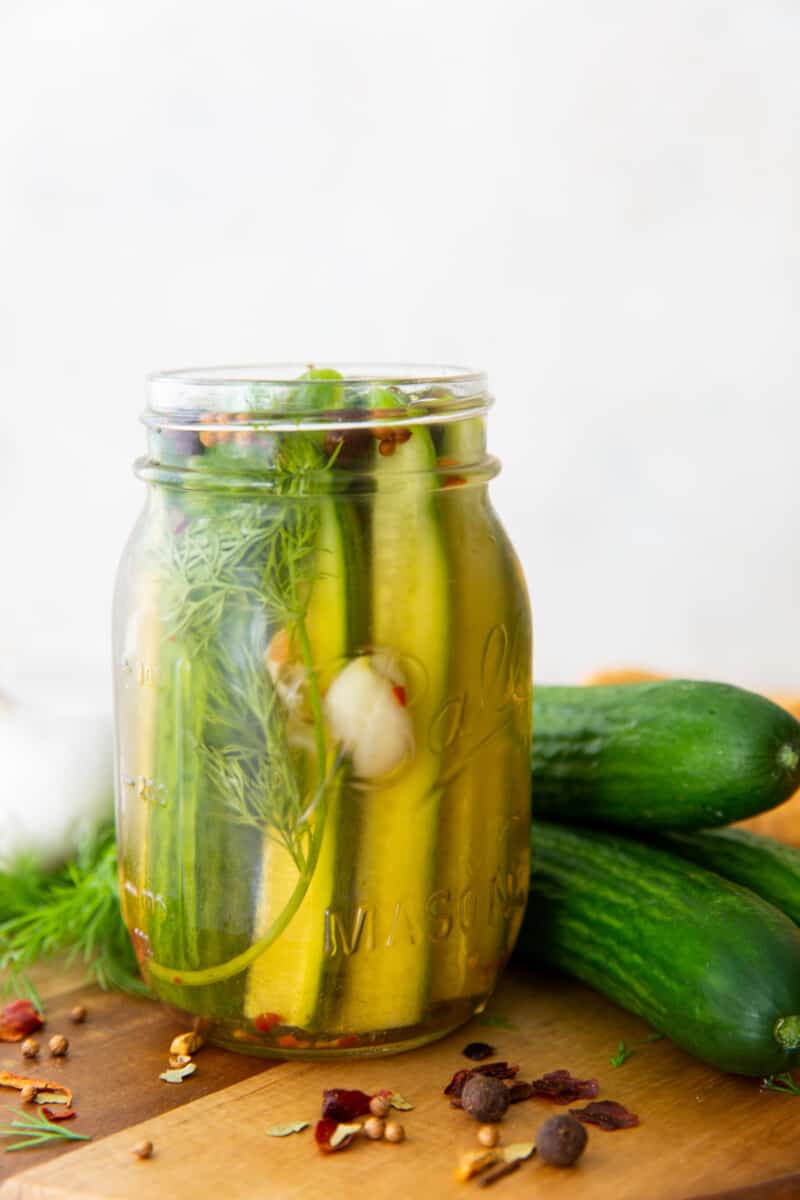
[384,1119,405,1144]
[0,1071,73,1106]
[531,1070,599,1104]
[69,1005,88,1024]
[477,1124,500,1148]
[364,1116,385,1140]
[445,1062,519,1105]
[537,1114,587,1167]
[461,1075,510,1123]
[570,1100,639,1130]
[463,1042,496,1062]
[0,1000,44,1042]
[369,1094,391,1118]
[170,1031,203,1056]
[132,1139,154,1159]
[21,1038,39,1059]
[321,1088,372,1122]
[48,1034,69,1057]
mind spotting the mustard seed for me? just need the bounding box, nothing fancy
[384,1119,405,1143]
[21,1038,39,1059]
[369,1094,391,1118]
[364,1116,385,1140]
[477,1124,500,1148]
[48,1034,69,1057]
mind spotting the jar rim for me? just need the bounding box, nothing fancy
[145,362,490,430]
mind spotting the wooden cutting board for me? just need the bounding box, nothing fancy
[2,965,800,1200]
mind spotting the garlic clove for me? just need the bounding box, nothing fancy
[324,656,414,781]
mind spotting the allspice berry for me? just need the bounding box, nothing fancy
[21,1038,39,1059]
[48,1034,69,1057]
[384,1119,405,1143]
[132,1139,154,1160]
[364,1116,385,1140]
[477,1124,500,1148]
[20,1085,37,1103]
[70,1005,88,1024]
[536,1114,587,1167]
[369,1094,391,1118]
[460,1075,510,1124]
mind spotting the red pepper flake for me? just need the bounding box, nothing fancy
[172,976,183,986]
[43,1106,77,1122]
[335,1034,360,1049]
[314,1118,358,1153]
[445,1062,519,1105]
[0,1000,44,1042]
[392,685,407,707]
[276,1034,311,1049]
[254,1012,283,1034]
[321,1088,372,1122]
[531,1070,599,1105]
[570,1100,639,1130]
[442,475,468,489]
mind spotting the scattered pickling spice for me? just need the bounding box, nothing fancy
[266,1121,310,1137]
[386,1091,414,1111]
[169,1054,193,1070]
[21,1038,39,1059]
[384,1119,405,1144]
[0,999,44,1042]
[445,1062,519,1104]
[570,1100,639,1130]
[478,1159,522,1188]
[477,1124,500,1148]
[536,1114,587,1167]
[461,1076,510,1124]
[369,1094,391,1118]
[19,1085,37,1103]
[48,1034,69,1057]
[254,1012,283,1034]
[503,1142,536,1164]
[315,1118,360,1153]
[531,1070,599,1104]
[508,1082,534,1104]
[159,1062,197,1084]
[132,1139,154,1159]
[0,1072,73,1106]
[42,1106,77,1122]
[169,1031,203,1057]
[463,1042,496,1062]
[455,1148,500,1182]
[321,1088,372,1122]
[364,1116,385,1140]
[69,1005,88,1024]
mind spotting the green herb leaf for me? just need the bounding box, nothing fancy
[477,1014,519,1032]
[610,1041,633,1068]
[266,1121,309,1137]
[761,1072,800,1095]
[159,1062,197,1084]
[389,1092,414,1111]
[0,1110,92,1152]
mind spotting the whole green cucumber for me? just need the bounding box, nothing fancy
[655,827,800,927]
[532,681,800,830]
[517,820,800,1075]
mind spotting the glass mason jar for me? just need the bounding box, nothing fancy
[113,364,532,1058]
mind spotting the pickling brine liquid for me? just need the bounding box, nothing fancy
[114,366,532,1057]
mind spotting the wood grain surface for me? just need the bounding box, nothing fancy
[2,965,800,1200]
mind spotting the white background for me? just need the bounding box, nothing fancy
[2,0,799,698]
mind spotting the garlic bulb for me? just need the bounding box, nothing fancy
[324,655,414,780]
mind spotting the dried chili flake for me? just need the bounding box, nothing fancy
[321,1088,372,1122]
[276,1033,311,1049]
[254,1012,283,1034]
[531,1070,599,1105]
[445,1062,518,1105]
[570,1099,639,1130]
[315,1118,360,1153]
[508,1082,534,1104]
[463,1042,496,1062]
[0,1072,72,1107]
[43,1106,77,1122]
[392,685,407,707]
[0,999,44,1042]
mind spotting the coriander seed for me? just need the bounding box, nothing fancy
[364,1116,385,1140]
[369,1094,391,1118]
[21,1037,39,1059]
[20,1085,37,1103]
[70,1005,88,1024]
[477,1124,500,1148]
[48,1034,69,1057]
[132,1139,154,1160]
[384,1119,405,1144]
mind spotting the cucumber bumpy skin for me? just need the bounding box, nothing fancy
[517,820,800,1076]
[532,681,800,831]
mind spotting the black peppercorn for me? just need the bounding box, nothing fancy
[460,1074,510,1123]
[536,1114,587,1167]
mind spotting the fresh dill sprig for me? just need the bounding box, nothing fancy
[0,1109,92,1152]
[761,1072,800,1096]
[610,1041,633,1068]
[0,824,146,997]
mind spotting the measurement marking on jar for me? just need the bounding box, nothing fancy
[121,773,168,807]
